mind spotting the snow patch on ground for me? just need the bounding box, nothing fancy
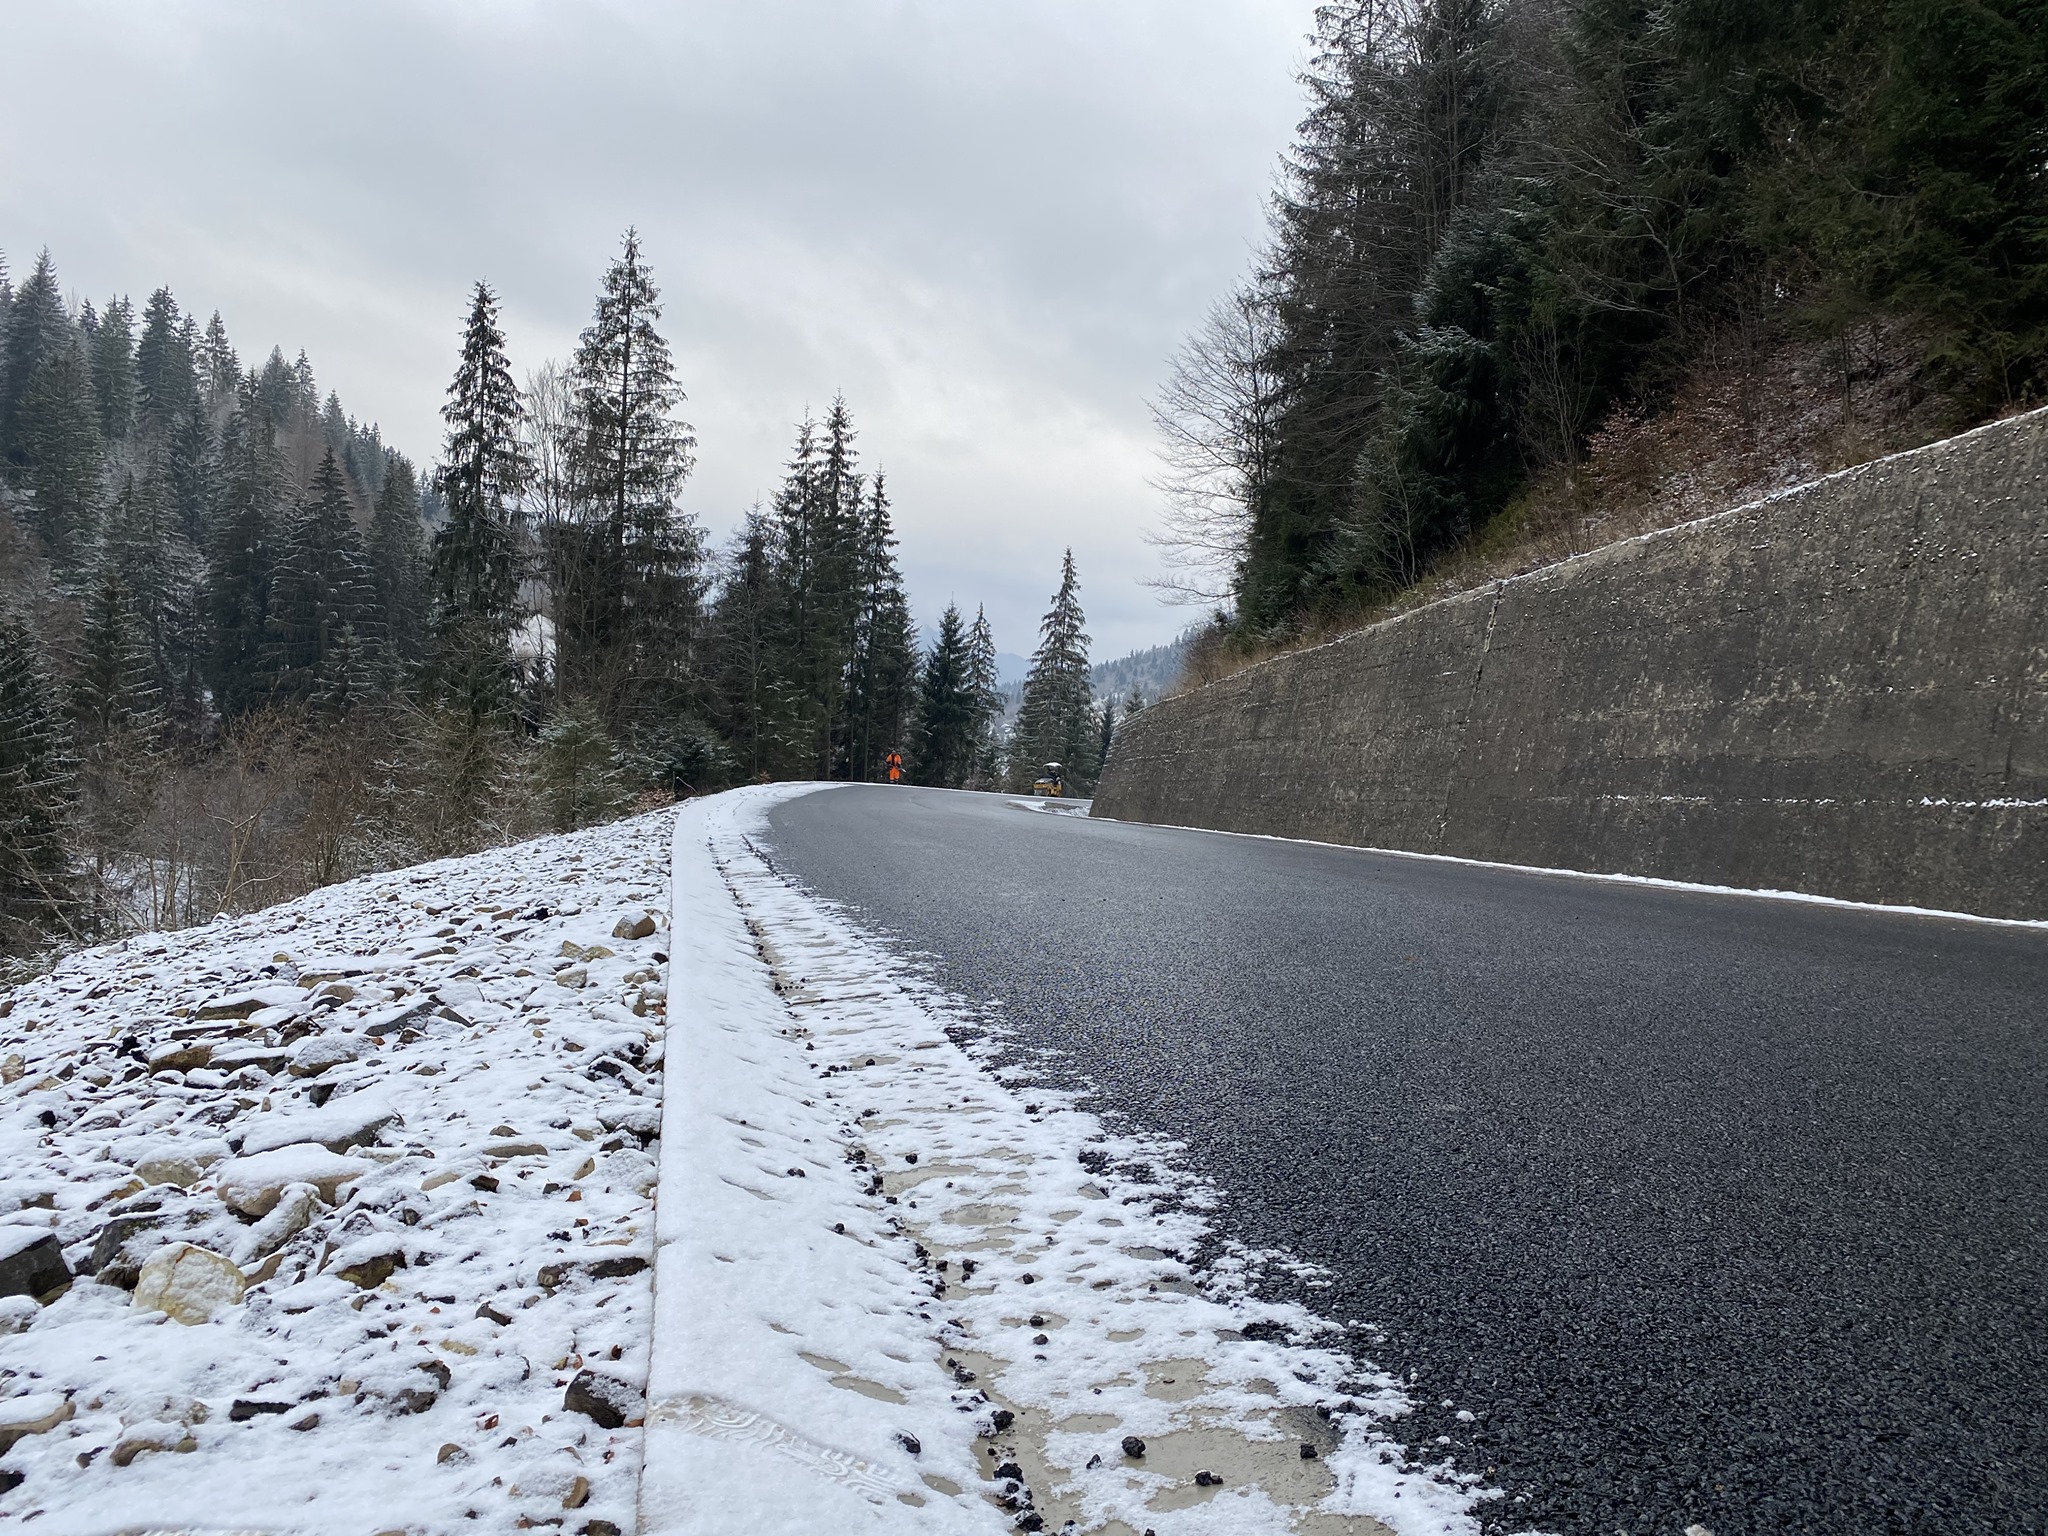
[1091,816,2048,930]
[0,811,674,1534]
[648,784,1489,1536]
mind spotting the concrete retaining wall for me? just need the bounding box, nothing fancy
[1091,408,2048,919]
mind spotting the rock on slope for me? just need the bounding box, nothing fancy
[0,809,673,1536]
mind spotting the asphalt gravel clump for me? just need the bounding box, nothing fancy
[768,785,2048,1536]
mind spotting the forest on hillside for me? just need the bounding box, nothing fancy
[1154,0,2047,650]
[0,235,1121,970]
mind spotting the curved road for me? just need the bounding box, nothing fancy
[762,784,2048,1536]
[765,786,2048,1531]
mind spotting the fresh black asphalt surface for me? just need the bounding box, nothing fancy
[763,785,2048,1536]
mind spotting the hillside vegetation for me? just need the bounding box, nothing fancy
[1154,0,2047,676]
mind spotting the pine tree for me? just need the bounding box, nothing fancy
[196,311,239,413]
[534,703,634,832]
[19,329,104,569]
[368,455,429,677]
[70,548,169,931]
[88,295,137,442]
[964,603,1004,787]
[269,447,376,715]
[401,700,523,859]
[430,281,531,719]
[914,602,976,787]
[763,414,828,769]
[706,510,795,779]
[164,397,212,543]
[0,607,78,952]
[135,287,196,439]
[559,231,701,732]
[0,250,67,466]
[97,473,205,724]
[840,472,917,780]
[1012,549,1097,790]
[205,382,288,717]
[320,391,349,456]
[256,347,298,431]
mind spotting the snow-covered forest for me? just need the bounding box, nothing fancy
[0,233,1116,970]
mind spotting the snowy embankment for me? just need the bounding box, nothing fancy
[1,786,1493,1536]
[649,785,1488,1536]
[0,811,673,1534]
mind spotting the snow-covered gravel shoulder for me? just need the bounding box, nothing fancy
[0,810,675,1535]
[648,785,1493,1536]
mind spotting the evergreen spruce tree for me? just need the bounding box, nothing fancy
[402,700,523,859]
[342,418,388,502]
[197,311,239,413]
[840,472,916,780]
[134,287,196,439]
[72,551,162,747]
[1012,550,1097,790]
[164,397,212,544]
[430,281,532,722]
[706,509,795,780]
[914,602,976,787]
[70,551,168,930]
[0,607,78,952]
[964,604,1004,787]
[256,347,298,432]
[560,231,701,738]
[97,472,205,724]
[764,415,827,770]
[320,391,349,456]
[88,295,137,443]
[205,381,288,717]
[534,703,634,832]
[268,447,376,715]
[19,329,104,569]
[368,455,430,677]
[292,351,319,422]
[0,250,67,466]
[813,398,865,767]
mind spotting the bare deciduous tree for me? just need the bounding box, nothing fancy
[1146,284,1282,604]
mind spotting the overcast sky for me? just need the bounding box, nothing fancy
[0,0,1310,660]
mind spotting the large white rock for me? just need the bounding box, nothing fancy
[0,1391,73,1452]
[288,1033,372,1078]
[115,1134,230,1190]
[216,1143,366,1216]
[132,1242,247,1324]
[238,1092,401,1157]
[232,1181,321,1263]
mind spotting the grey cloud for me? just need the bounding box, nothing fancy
[1,0,1308,656]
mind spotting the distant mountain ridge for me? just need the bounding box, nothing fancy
[1092,629,1195,706]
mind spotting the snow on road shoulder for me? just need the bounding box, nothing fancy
[650,783,1489,1536]
[0,810,676,1534]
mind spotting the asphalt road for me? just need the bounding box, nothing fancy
[763,785,2048,1536]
